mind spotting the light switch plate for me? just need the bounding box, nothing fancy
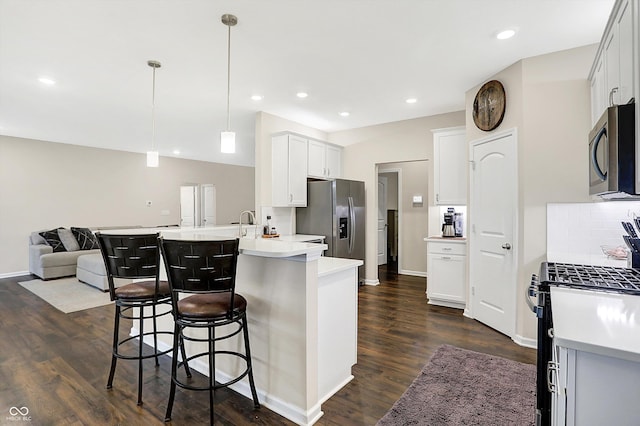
[412,195,423,203]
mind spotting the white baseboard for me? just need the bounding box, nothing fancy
[513,333,537,349]
[133,328,324,426]
[399,269,427,277]
[1,270,30,279]
[362,279,380,286]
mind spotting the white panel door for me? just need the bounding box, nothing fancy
[377,176,387,265]
[469,130,517,337]
[201,184,216,227]
[180,185,196,228]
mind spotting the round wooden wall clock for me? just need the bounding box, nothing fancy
[472,80,506,131]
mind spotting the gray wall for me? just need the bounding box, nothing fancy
[0,136,255,275]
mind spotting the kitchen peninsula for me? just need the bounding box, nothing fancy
[113,226,360,426]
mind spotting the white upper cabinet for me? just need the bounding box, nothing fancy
[272,133,308,207]
[308,139,342,179]
[590,0,636,124]
[433,127,467,205]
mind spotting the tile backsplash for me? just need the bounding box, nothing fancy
[547,201,640,258]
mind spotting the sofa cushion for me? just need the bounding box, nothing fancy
[39,249,99,268]
[58,228,80,251]
[39,228,66,252]
[30,232,47,245]
[71,227,99,250]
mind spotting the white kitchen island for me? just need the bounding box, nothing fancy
[119,227,360,426]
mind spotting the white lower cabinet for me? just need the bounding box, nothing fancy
[551,341,640,425]
[425,238,466,309]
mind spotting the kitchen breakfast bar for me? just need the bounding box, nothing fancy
[125,227,361,426]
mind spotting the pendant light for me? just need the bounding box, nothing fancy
[147,60,161,167]
[220,14,237,154]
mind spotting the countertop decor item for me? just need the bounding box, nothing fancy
[472,79,506,131]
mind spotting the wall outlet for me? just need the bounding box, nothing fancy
[146,200,152,207]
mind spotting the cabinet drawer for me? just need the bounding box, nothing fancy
[427,241,466,256]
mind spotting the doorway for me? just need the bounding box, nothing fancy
[377,168,400,276]
[180,184,216,228]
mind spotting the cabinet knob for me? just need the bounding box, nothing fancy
[502,243,511,250]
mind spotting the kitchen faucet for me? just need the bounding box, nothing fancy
[238,210,257,238]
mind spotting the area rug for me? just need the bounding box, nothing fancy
[18,277,113,313]
[377,344,536,425]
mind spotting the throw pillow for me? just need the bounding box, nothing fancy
[58,228,80,251]
[39,228,66,252]
[71,227,99,250]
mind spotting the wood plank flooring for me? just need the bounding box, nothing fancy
[0,269,535,425]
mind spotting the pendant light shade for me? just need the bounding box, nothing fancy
[221,14,237,154]
[147,60,161,167]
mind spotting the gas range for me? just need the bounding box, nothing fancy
[530,261,640,425]
[539,262,640,295]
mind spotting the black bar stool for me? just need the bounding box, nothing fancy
[159,237,260,424]
[96,232,189,405]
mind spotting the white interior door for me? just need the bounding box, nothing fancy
[378,176,388,265]
[201,184,216,227]
[469,129,517,338]
[180,185,196,227]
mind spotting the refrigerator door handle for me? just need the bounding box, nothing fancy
[348,196,355,254]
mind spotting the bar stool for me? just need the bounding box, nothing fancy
[96,232,189,405]
[159,237,260,424]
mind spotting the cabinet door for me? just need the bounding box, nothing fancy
[307,139,326,178]
[604,29,619,106]
[325,144,342,178]
[591,56,606,125]
[617,0,633,105]
[433,128,467,205]
[427,253,465,305]
[288,135,308,206]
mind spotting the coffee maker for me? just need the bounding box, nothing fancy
[442,208,455,237]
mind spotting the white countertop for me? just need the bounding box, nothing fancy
[318,257,363,277]
[551,286,640,363]
[100,227,327,259]
[276,234,325,243]
[424,236,467,243]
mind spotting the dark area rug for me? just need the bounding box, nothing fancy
[377,344,536,425]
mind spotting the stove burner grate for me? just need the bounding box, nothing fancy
[543,262,640,295]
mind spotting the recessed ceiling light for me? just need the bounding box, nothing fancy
[496,29,516,40]
[251,95,263,101]
[173,149,180,155]
[38,77,55,85]
[339,112,350,117]
[405,98,417,104]
[296,92,308,98]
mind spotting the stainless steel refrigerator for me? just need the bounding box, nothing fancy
[296,179,365,281]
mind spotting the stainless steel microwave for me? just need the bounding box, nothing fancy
[589,103,636,197]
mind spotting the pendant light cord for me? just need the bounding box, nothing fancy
[151,65,157,151]
[226,22,231,131]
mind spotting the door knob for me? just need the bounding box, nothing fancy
[502,243,511,250]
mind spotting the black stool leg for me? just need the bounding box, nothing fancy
[106,304,120,390]
[137,306,144,406]
[153,303,160,366]
[242,315,260,408]
[179,333,192,378]
[208,326,215,426]
[164,323,180,422]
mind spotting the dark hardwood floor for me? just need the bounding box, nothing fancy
[0,268,535,425]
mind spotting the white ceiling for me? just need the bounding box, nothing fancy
[0,0,615,167]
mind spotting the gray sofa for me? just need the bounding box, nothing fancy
[29,228,100,280]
